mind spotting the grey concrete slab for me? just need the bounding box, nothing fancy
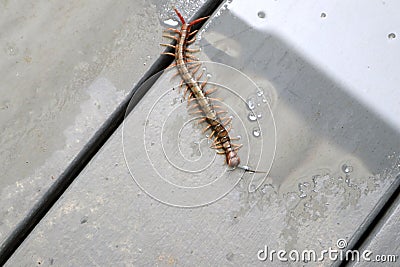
[351,194,400,266]
[5,0,400,266]
[0,0,205,250]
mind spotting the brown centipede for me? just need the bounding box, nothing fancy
[160,9,265,173]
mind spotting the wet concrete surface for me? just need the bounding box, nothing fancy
[2,0,400,266]
[352,193,400,267]
[0,0,205,252]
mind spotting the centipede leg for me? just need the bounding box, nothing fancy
[209,99,223,108]
[164,28,181,34]
[188,30,198,37]
[231,143,243,148]
[170,71,181,81]
[186,48,201,53]
[189,109,204,116]
[160,43,177,49]
[165,62,177,70]
[202,124,212,133]
[223,117,233,127]
[233,147,242,152]
[191,64,202,76]
[213,139,221,145]
[210,144,223,149]
[200,77,209,90]
[187,91,194,100]
[204,87,218,96]
[178,80,185,94]
[208,97,223,103]
[161,52,176,57]
[162,34,179,41]
[212,105,223,111]
[186,38,196,45]
[187,61,201,70]
[213,135,220,144]
[197,117,207,124]
[186,54,199,60]
[209,130,216,139]
[196,68,205,81]
[188,103,200,111]
[216,110,228,116]
[187,97,196,107]
[185,59,197,63]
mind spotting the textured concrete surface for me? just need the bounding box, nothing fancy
[0,0,205,250]
[4,0,400,266]
[352,194,400,266]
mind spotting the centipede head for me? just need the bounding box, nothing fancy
[173,8,210,29]
[226,151,240,168]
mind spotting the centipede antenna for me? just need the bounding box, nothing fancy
[236,165,267,174]
[173,7,186,24]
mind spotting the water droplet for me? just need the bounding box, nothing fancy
[252,127,261,137]
[241,165,250,171]
[163,19,178,27]
[5,43,18,56]
[257,112,262,118]
[257,90,264,97]
[258,11,266,19]
[298,182,309,198]
[247,97,256,110]
[261,186,267,194]
[320,12,327,18]
[262,98,267,103]
[206,73,212,78]
[388,33,396,39]
[138,248,143,253]
[299,193,307,199]
[248,112,257,121]
[341,164,353,174]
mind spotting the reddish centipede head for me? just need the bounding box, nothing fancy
[174,8,186,24]
[226,151,240,168]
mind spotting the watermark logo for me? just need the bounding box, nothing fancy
[122,61,276,207]
[257,239,399,263]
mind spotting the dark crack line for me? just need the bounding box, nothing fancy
[335,175,400,267]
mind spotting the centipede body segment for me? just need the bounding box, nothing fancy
[161,9,242,168]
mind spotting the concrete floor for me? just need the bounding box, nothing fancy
[0,0,205,254]
[1,0,400,266]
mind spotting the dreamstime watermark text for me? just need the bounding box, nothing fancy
[257,239,398,263]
